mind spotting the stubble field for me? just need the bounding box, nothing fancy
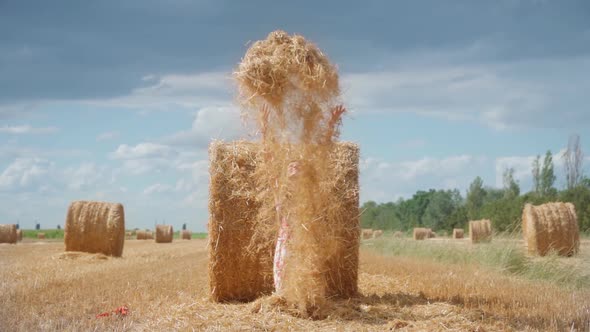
[1,237,589,331]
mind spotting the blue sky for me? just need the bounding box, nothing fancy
[1,0,589,231]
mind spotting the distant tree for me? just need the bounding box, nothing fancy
[35,223,40,230]
[182,223,187,230]
[502,167,520,198]
[422,190,460,231]
[563,134,584,190]
[540,150,556,197]
[57,225,61,230]
[532,155,541,194]
[16,222,19,230]
[466,177,486,220]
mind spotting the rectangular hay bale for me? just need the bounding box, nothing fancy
[208,141,360,302]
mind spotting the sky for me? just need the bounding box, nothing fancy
[1,0,589,231]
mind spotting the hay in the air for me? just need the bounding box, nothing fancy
[221,30,357,316]
[522,202,580,256]
[64,200,125,257]
[452,228,464,239]
[0,224,17,244]
[155,225,173,243]
[372,230,383,239]
[181,230,192,240]
[393,231,403,238]
[37,233,45,240]
[136,230,146,240]
[16,229,22,242]
[361,229,374,240]
[413,228,429,240]
[208,141,360,309]
[469,219,492,244]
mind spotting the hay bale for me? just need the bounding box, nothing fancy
[413,228,428,240]
[136,230,146,240]
[65,201,125,257]
[372,230,383,239]
[361,229,374,239]
[208,141,360,303]
[452,228,464,239]
[181,230,192,240]
[155,225,173,243]
[16,229,22,242]
[469,219,492,244]
[427,228,436,238]
[522,202,580,256]
[146,231,154,240]
[37,233,45,240]
[0,224,17,244]
[393,231,403,238]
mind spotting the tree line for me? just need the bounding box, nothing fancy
[361,135,590,234]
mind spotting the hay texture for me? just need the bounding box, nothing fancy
[0,224,17,244]
[413,228,429,240]
[208,141,360,306]
[393,231,403,238]
[181,230,192,240]
[469,219,492,244]
[16,229,22,242]
[427,228,436,238]
[522,202,580,256]
[146,231,154,240]
[65,201,125,257]
[136,231,147,240]
[372,230,383,239]
[361,229,374,240]
[452,229,464,239]
[37,233,45,240]
[155,225,173,243]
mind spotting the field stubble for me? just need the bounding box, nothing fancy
[0,238,589,331]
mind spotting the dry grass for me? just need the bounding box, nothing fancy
[1,239,588,331]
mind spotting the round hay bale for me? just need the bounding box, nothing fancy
[146,231,154,240]
[16,229,22,242]
[181,230,192,240]
[155,225,173,243]
[0,224,17,244]
[452,228,464,239]
[136,230,146,240]
[372,230,383,239]
[393,231,403,238]
[413,228,428,240]
[522,202,580,256]
[64,200,125,257]
[469,219,492,244]
[37,233,45,240]
[361,229,374,240]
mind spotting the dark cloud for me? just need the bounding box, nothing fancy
[0,0,589,103]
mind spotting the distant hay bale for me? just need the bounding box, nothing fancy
[208,141,360,303]
[372,230,383,239]
[0,224,17,244]
[522,202,580,256]
[452,228,464,239]
[181,230,192,240]
[413,228,429,240]
[37,233,45,240]
[16,229,22,242]
[361,229,374,239]
[469,219,492,244]
[155,225,173,243]
[136,230,146,240]
[125,231,132,238]
[393,231,403,238]
[427,228,436,238]
[64,201,125,257]
[146,231,154,240]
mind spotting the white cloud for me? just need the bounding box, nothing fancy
[111,143,177,160]
[96,131,120,141]
[65,163,105,191]
[342,55,590,130]
[0,125,59,134]
[0,158,54,192]
[143,183,174,195]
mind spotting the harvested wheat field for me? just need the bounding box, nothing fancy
[1,238,589,331]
